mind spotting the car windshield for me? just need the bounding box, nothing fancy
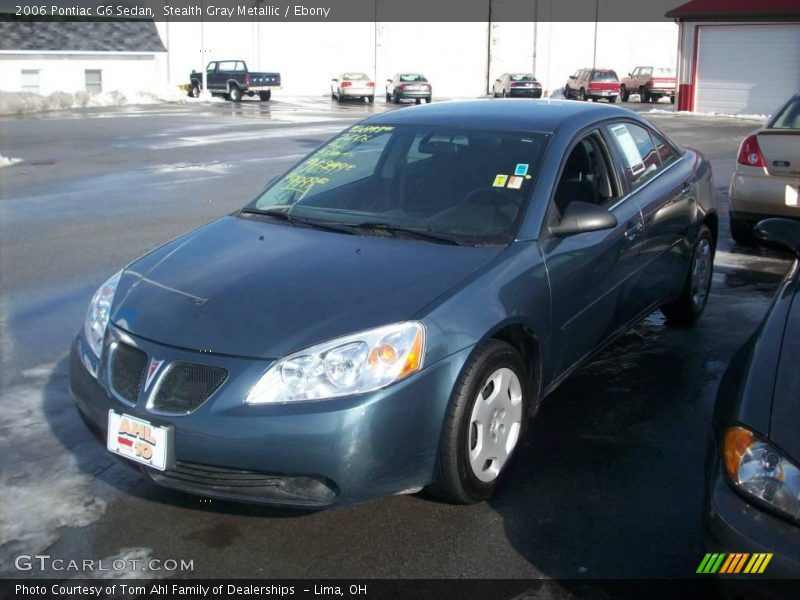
[591,70,618,82]
[770,96,800,130]
[653,67,675,77]
[344,73,369,80]
[248,124,547,246]
[399,74,427,82]
[510,74,536,82]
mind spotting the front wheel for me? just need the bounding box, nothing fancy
[620,85,629,102]
[189,83,200,98]
[661,225,714,327]
[564,86,571,99]
[429,340,530,504]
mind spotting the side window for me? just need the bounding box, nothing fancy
[651,131,680,168]
[235,61,246,72]
[640,67,653,77]
[206,62,217,72]
[218,61,235,72]
[553,133,619,217]
[607,122,662,188]
[631,67,640,77]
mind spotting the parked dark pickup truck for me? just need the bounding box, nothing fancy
[189,60,281,102]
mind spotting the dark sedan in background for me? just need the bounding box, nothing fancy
[70,100,717,509]
[492,73,543,98]
[706,219,800,579]
[385,73,432,104]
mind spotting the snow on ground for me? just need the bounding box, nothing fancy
[0,86,221,116]
[548,87,567,99]
[0,154,22,168]
[648,108,767,122]
[0,362,111,574]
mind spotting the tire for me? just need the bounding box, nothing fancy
[259,91,271,102]
[609,96,617,103]
[670,95,675,105]
[649,93,658,104]
[620,85,629,102]
[579,88,587,101]
[425,97,432,104]
[502,90,507,99]
[429,340,530,504]
[367,95,375,103]
[415,98,421,105]
[661,225,714,327]
[393,92,401,104]
[336,94,344,103]
[229,86,242,102]
[189,83,200,98]
[386,92,392,102]
[640,86,649,103]
[564,86,571,99]
[730,216,755,246]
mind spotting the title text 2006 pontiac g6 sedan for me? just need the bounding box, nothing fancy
[70,100,717,508]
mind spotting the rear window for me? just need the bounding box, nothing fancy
[343,73,369,80]
[653,67,675,77]
[591,70,618,82]
[510,74,536,82]
[770,96,800,130]
[399,74,427,83]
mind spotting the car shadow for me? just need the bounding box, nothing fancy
[41,356,313,520]
[485,318,721,580]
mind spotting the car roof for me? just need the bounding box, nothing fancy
[364,99,635,134]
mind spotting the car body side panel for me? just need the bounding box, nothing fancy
[769,267,800,460]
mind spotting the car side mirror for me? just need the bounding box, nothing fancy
[386,79,392,83]
[628,73,632,77]
[332,78,338,82]
[550,202,618,237]
[755,218,800,257]
[569,75,576,80]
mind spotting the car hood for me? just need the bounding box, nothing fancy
[111,215,500,359]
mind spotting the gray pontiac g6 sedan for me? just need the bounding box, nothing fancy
[70,99,717,508]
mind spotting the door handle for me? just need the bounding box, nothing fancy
[624,221,644,241]
[682,180,693,194]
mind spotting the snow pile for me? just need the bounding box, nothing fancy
[648,108,767,122]
[548,87,567,99]
[0,153,22,168]
[0,363,110,574]
[0,85,220,115]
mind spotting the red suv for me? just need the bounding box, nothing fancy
[564,68,619,103]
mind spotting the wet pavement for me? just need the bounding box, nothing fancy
[0,96,792,579]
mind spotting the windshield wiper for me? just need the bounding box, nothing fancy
[240,208,356,235]
[350,222,462,245]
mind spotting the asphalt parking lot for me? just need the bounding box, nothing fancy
[0,95,792,580]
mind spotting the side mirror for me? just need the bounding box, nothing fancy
[755,218,800,257]
[628,72,632,77]
[332,78,338,82]
[568,75,576,80]
[550,201,618,237]
[386,79,392,83]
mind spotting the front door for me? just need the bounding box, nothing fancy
[541,130,646,380]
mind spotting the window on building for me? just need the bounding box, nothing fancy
[85,70,102,94]
[21,69,40,94]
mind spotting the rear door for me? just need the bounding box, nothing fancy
[605,121,696,310]
[542,129,646,380]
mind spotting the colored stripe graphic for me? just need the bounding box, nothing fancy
[699,553,773,575]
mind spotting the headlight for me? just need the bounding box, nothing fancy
[246,321,425,404]
[724,426,800,522]
[83,271,122,359]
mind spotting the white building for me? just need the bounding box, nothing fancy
[0,19,166,95]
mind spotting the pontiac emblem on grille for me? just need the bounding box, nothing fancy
[144,358,164,391]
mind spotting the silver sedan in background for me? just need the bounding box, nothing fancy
[385,73,432,104]
[331,72,376,103]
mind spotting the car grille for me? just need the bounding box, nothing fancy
[109,343,147,404]
[150,362,227,414]
[149,462,338,505]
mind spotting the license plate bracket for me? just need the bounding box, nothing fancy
[107,411,172,471]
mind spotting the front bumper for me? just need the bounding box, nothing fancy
[705,448,800,580]
[69,325,470,508]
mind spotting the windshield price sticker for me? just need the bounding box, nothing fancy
[493,174,509,187]
[507,176,524,189]
[610,124,645,172]
[514,163,529,176]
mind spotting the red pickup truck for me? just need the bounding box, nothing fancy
[620,66,676,104]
